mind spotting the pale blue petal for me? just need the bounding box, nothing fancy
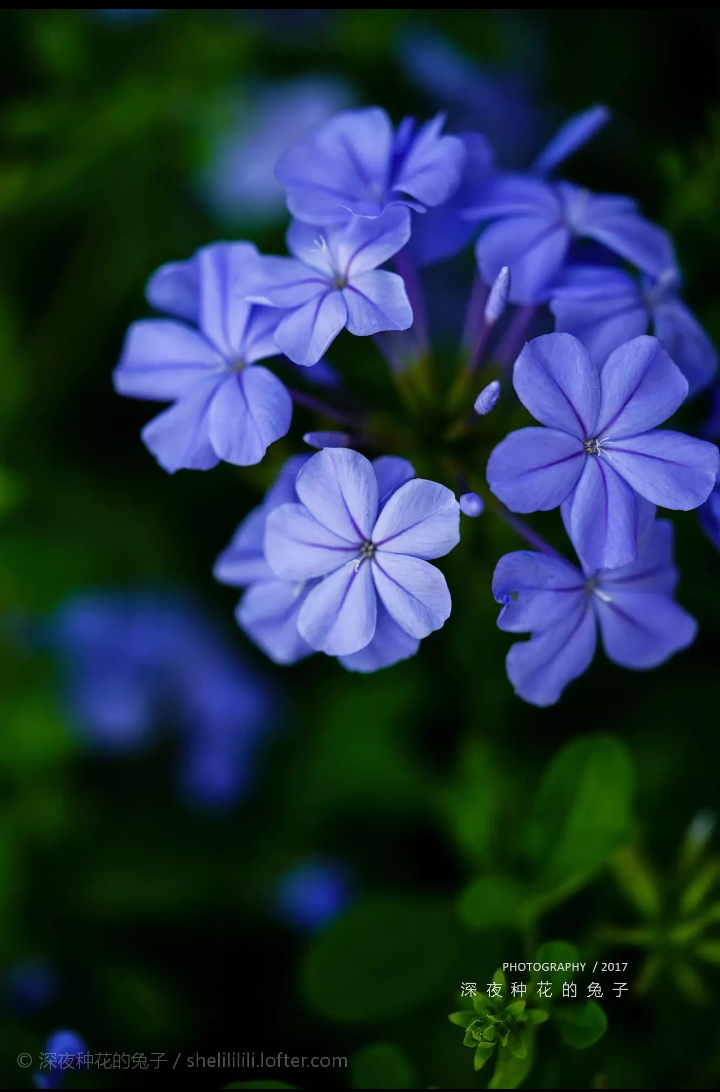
[264,503,358,580]
[603,431,719,510]
[597,518,676,595]
[513,332,600,439]
[372,455,416,506]
[565,455,639,570]
[486,427,585,513]
[198,242,257,358]
[372,552,451,638]
[243,306,286,364]
[654,299,718,397]
[140,375,222,473]
[505,599,597,707]
[333,205,412,276]
[493,550,585,633]
[339,602,419,673]
[343,271,413,335]
[373,479,460,559]
[476,216,570,304]
[595,590,697,669]
[274,291,348,367]
[392,112,466,207]
[146,255,199,322]
[298,560,377,655]
[264,454,310,511]
[213,507,273,587]
[464,173,561,219]
[114,319,224,401]
[532,104,610,175]
[237,578,315,665]
[208,367,292,466]
[295,447,378,542]
[578,199,678,280]
[245,255,328,309]
[596,335,688,439]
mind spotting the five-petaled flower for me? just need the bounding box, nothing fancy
[245,207,413,367]
[275,106,466,224]
[114,242,293,472]
[486,333,719,570]
[264,448,460,657]
[493,518,697,707]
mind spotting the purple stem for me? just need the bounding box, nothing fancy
[462,274,490,353]
[287,387,362,429]
[393,248,429,352]
[495,304,538,370]
[495,504,565,559]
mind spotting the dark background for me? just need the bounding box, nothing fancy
[1,9,720,1089]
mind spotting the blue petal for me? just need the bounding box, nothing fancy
[208,367,292,467]
[246,255,329,308]
[141,375,222,473]
[492,550,584,633]
[334,205,412,276]
[296,447,378,542]
[372,479,460,559]
[597,518,677,595]
[213,507,272,586]
[339,601,419,672]
[602,431,719,510]
[275,107,394,223]
[197,242,258,358]
[237,578,315,665]
[513,333,600,440]
[486,427,585,513]
[505,599,597,707]
[343,271,413,336]
[594,590,696,669]
[146,254,199,322]
[476,216,569,304]
[274,290,347,367]
[265,503,358,580]
[114,320,224,401]
[372,455,415,506]
[654,299,718,397]
[391,112,466,207]
[298,560,377,655]
[596,335,688,439]
[565,455,639,570]
[577,197,678,280]
[371,553,451,638]
[464,173,561,219]
[532,104,610,176]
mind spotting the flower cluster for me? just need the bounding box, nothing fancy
[115,100,720,703]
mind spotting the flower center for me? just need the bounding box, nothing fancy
[584,438,601,455]
[230,358,246,373]
[345,541,375,574]
[333,274,348,290]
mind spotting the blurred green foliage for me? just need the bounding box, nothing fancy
[1,7,720,1090]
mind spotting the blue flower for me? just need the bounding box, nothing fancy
[550,266,718,396]
[53,593,274,806]
[214,455,426,673]
[263,448,460,657]
[274,106,466,225]
[275,860,351,931]
[474,379,501,416]
[493,518,697,706]
[34,1030,87,1090]
[2,960,57,1015]
[486,333,719,570]
[245,208,413,367]
[699,471,720,550]
[114,242,292,472]
[465,177,677,304]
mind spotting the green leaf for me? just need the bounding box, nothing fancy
[457,875,527,931]
[555,1001,608,1048]
[350,1043,415,1089]
[474,1042,496,1071]
[695,939,720,965]
[527,736,633,895]
[487,1039,534,1089]
[302,896,462,1023]
[526,1009,549,1025]
[449,1010,476,1028]
[505,999,525,1018]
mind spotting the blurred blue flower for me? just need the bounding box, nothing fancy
[275,860,351,931]
[53,592,275,807]
[275,106,465,224]
[493,519,697,707]
[551,266,717,396]
[202,77,355,224]
[34,1030,87,1090]
[2,960,57,1015]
